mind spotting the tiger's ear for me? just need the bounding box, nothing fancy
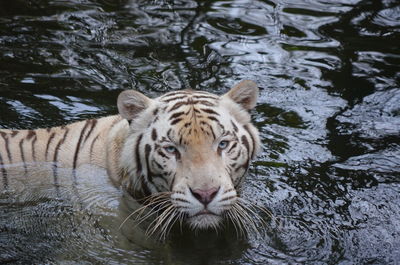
[223,80,259,110]
[117,90,152,120]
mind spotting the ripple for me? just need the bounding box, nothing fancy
[373,6,400,27]
[1,0,400,263]
[208,17,268,36]
[335,88,400,139]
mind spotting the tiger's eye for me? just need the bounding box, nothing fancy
[165,146,177,153]
[218,140,229,149]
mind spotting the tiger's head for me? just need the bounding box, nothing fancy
[117,80,261,233]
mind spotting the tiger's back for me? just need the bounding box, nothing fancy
[0,115,125,189]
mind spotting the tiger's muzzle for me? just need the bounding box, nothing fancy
[171,185,238,229]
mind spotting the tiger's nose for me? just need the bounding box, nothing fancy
[190,187,220,206]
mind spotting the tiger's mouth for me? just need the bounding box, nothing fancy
[187,211,222,229]
[192,209,218,217]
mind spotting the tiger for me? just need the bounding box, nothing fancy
[0,80,261,236]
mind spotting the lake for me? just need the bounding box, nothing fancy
[0,0,399,264]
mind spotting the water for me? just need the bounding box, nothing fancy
[0,0,399,263]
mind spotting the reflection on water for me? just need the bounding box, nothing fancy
[1,0,399,264]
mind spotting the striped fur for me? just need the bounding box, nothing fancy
[0,80,261,232]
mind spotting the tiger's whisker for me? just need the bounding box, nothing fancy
[227,207,246,238]
[235,200,268,229]
[133,200,172,227]
[119,195,171,230]
[231,207,248,238]
[233,203,262,238]
[233,203,259,237]
[146,204,175,237]
[141,192,172,204]
[159,209,179,240]
[225,210,242,238]
[237,197,274,218]
[237,197,279,228]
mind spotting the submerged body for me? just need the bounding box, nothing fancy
[0,80,261,233]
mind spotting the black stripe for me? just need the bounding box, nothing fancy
[19,138,27,175]
[231,120,238,132]
[167,129,173,140]
[241,135,250,156]
[228,142,238,153]
[174,148,181,160]
[244,125,255,158]
[53,128,69,188]
[54,128,70,163]
[157,150,168,158]
[169,101,187,112]
[26,130,35,140]
[220,196,236,202]
[162,95,188,102]
[169,99,215,112]
[169,111,185,120]
[11,131,18,137]
[0,132,12,163]
[193,95,218,100]
[140,174,152,200]
[78,119,97,164]
[151,128,157,141]
[207,116,219,122]
[73,120,91,170]
[207,116,224,130]
[192,100,215,106]
[170,118,182,125]
[45,132,56,160]
[27,130,37,161]
[144,145,164,193]
[135,134,143,174]
[145,144,152,182]
[200,108,219,115]
[0,153,8,189]
[208,123,216,139]
[153,108,159,116]
[31,135,37,162]
[83,119,97,144]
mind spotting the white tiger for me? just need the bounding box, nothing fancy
[0,80,261,236]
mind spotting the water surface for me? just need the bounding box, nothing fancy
[1,0,399,264]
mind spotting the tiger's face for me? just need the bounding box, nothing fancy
[118,80,260,232]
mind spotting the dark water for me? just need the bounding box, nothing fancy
[1,0,399,264]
